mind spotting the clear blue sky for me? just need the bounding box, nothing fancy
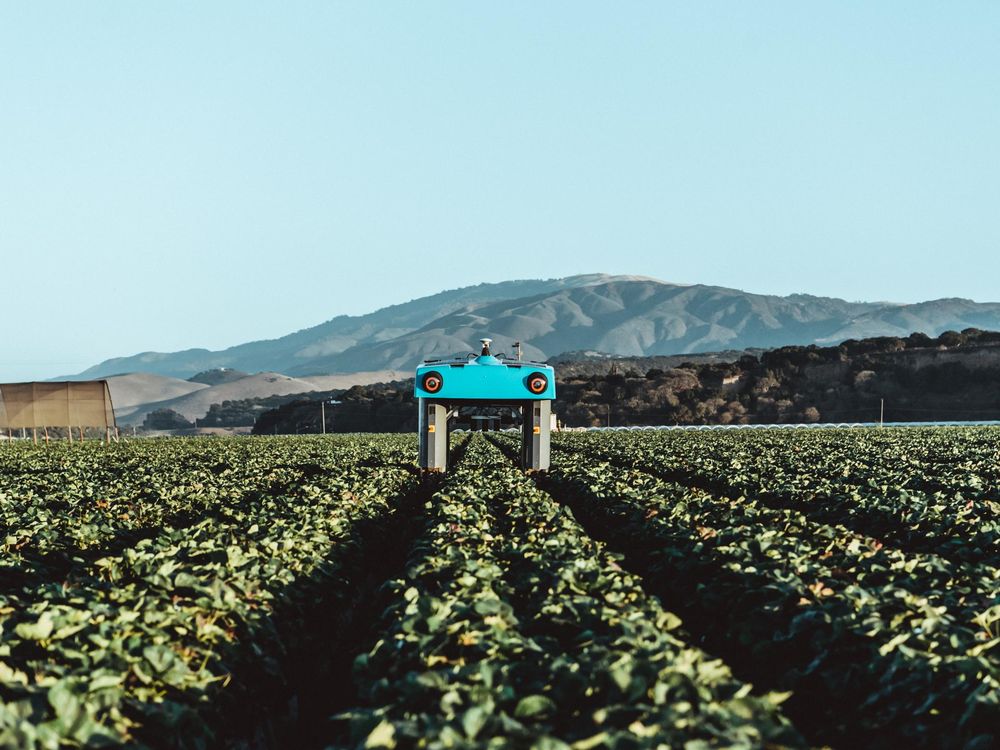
[1,3,998,381]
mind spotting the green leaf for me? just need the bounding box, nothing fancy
[474,598,502,616]
[15,613,54,641]
[89,671,125,692]
[143,644,176,674]
[609,660,632,692]
[571,733,609,750]
[0,662,29,686]
[462,704,491,739]
[515,695,556,720]
[878,633,910,656]
[48,680,83,723]
[364,719,396,749]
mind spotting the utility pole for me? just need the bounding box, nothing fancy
[321,400,340,435]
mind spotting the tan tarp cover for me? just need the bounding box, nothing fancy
[0,381,116,429]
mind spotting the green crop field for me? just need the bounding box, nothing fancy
[1,428,998,749]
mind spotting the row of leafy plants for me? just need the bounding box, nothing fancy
[534,432,1000,749]
[5,426,998,748]
[341,436,804,749]
[556,428,1000,568]
[0,435,421,748]
[0,436,412,562]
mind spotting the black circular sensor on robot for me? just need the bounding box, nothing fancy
[527,372,548,395]
[422,371,443,394]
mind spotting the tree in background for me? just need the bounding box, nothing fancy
[143,409,194,430]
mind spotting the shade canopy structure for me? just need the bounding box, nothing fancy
[0,381,116,430]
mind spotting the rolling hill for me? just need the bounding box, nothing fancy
[106,369,406,425]
[74,275,1000,380]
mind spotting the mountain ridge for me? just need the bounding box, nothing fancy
[71,274,1000,380]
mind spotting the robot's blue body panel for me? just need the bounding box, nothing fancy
[415,355,556,400]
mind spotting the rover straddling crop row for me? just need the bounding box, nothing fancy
[415,338,555,471]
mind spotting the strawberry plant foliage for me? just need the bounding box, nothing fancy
[1,427,999,749]
[343,438,803,749]
[0,435,418,748]
[543,427,1000,749]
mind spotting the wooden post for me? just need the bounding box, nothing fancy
[79,426,84,442]
[32,428,37,445]
[44,426,50,445]
[68,425,73,444]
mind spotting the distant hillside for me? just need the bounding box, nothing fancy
[254,328,1000,432]
[106,373,208,415]
[187,368,249,386]
[72,275,1000,380]
[107,369,406,426]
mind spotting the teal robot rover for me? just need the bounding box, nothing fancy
[415,338,555,471]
